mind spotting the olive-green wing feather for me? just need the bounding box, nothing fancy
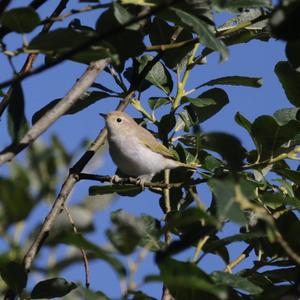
[136,125,178,160]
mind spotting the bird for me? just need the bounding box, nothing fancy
[100,111,196,187]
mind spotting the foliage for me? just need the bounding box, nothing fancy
[0,0,300,299]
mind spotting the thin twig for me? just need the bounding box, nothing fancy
[192,235,210,263]
[63,204,90,288]
[0,58,111,166]
[0,0,179,90]
[224,245,253,273]
[0,0,68,118]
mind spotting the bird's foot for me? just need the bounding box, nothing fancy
[111,175,122,184]
[135,174,153,190]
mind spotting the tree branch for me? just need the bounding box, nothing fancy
[0,0,179,90]
[0,58,111,166]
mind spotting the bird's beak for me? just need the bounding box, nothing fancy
[99,113,107,120]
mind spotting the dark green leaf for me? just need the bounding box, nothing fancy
[96,8,145,61]
[203,132,245,170]
[273,108,300,125]
[32,91,110,124]
[31,278,77,299]
[286,40,300,70]
[209,178,248,224]
[251,115,300,161]
[80,288,111,300]
[29,28,117,64]
[235,112,252,134]
[0,261,27,293]
[149,17,194,69]
[212,0,271,12]
[212,271,263,294]
[128,291,156,300]
[275,61,300,106]
[59,233,126,276]
[158,258,227,299]
[89,184,142,195]
[169,7,228,62]
[201,76,263,88]
[182,97,216,107]
[148,97,170,111]
[185,88,229,123]
[138,55,173,94]
[107,210,146,255]
[113,2,139,30]
[7,83,28,143]
[1,7,40,33]
[272,166,300,185]
[261,192,300,210]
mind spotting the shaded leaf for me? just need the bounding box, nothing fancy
[148,97,170,111]
[32,91,110,124]
[201,76,263,88]
[0,261,27,293]
[113,2,139,30]
[31,278,77,299]
[275,61,300,107]
[89,184,142,195]
[1,7,40,33]
[212,271,263,295]
[286,40,300,71]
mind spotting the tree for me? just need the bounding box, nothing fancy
[0,0,300,299]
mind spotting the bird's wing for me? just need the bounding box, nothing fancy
[136,125,177,160]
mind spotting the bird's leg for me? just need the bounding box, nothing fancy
[136,174,154,190]
[111,174,123,184]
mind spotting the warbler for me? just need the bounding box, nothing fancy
[100,111,196,187]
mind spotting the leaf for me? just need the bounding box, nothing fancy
[185,88,229,123]
[235,112,252,133]
[212,0,271,12]
[261,193,300,210]
[286,40,300,71]
[251,115,300,161]
[168,7,228,62]
[149,17,194,69]
[273,108,300,125]
[275,61,300,107]
[0,261,27,293]
[158,258,227,299]
[113,2,139,30]
[106,210,146,255]
[89,184,142,195]
[201,76,263,88]
[59,233,126,276]
[148,97,170,111]
[212,271,263,295]
[182,97,216,107]
[29,28,117,64]
[138,55,173,94]
[31,278,77,299]
[32,91,110,124]
[7,83,28,143]
[209,178,248,224]
[0,7,40,33]
[202,132,245,170]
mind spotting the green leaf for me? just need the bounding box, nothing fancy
[286,40,300,71]
[31,278,77,299]
[128,291,156,300]
[158,258,227,299]
[201,76,263,88]
[89,184,141,195]
[7,83,28,143]
[149,17,194,69]
[251,115,300,161]
[261,192,300,210]
[32,91,110,124]
[273,108,300,125]
[138,55,173,94]
[209,178,248,224]
[203,132,245,170]
[1,7,40,33]
[0,261,27,293]
[212,271,263,295]
[182,97,216,107]
[148,97,170,111]
[59,233,126,276]
[106,210,146,255]
[29,28,117,64]
[275,61,300,106]
[169,7,228,62]
[113,2,139,30]
[212,0,271,12]
[235,112,252,133]
[185,88,229,123]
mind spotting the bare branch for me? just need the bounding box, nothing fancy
[0,58,111,166]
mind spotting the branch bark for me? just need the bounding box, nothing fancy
[0,58,111,166]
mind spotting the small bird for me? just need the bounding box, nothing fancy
[100,111,196,187]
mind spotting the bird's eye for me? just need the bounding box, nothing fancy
[116,117,122,123]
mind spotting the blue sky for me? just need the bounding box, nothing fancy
[0,0,289,298]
